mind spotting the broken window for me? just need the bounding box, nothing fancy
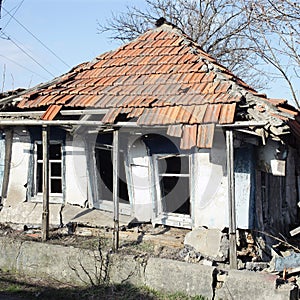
[35,142,63,195]
[157,154,190,215]
[144,133,192,226]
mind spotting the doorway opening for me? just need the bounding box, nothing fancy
[94,132,130,213]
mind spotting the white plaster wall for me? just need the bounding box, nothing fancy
[0,135,5,193]
[193,130,255,230]
[235,158,252,229]
[6,128,31,205]
[127,137,152,221]
[193,149,228,229]
[65,134,88,206]
[193,130,229,229]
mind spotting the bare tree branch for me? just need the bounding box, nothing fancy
[244,0,300,107]
[98,0,300,105]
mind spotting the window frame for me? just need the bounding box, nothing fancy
[31,140,64,203]
[153,153,193,228]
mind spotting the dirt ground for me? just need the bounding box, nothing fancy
[1,221,286,271]
[0,222,189,261]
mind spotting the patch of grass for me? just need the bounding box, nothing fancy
[0,271,207,300]
[120,240,155,253]
[140,286,207,300]
[5,284,23,293]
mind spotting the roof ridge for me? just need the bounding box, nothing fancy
[0,17,296,139]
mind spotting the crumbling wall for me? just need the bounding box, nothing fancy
[234,145,255,229]
[193,148,228,229]
[5,127,31,205]
[0,236,293,299]
[193,134,255,230]
[65,133,88,207]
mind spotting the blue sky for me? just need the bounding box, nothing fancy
[0,0,146,91]
[0,0,293,102]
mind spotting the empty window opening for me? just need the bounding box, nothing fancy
[158,155,190,215]
[36,142,62,195]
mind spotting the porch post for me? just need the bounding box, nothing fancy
[1,128,13,202]
[42,125,50,242]
[112,129,119,251]
[226,130,237,269]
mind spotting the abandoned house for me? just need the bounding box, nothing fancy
[0,21,299,251]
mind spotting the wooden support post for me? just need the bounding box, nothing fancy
[42,126,50,242]
[1,128,13,202]
[112,129,119,252]
[226,130,237,269]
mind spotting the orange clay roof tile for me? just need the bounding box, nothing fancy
[203,104,222,123]
[197,124,215,148]
[218,103,236,124]
[215,82,231,94]
[102,107,123,124]
[14,23,293,149]
[180,125,198,149]
[266,98,287,106]
[41,104,62,120]
[56,94,75,105]
[167,124,183,137]
[277,106,298,116]
[189,104,207,124]
[127,107,145,118]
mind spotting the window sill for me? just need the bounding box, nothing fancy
[153,212,192,229]
[30,194,64,204]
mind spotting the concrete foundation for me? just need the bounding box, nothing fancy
[0,203,134,229]
[0,236,295,299]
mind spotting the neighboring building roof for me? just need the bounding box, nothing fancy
[2,21,300,148]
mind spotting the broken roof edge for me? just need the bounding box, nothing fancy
[0,18,297,137]
[0,77,65,109]
[0,60,92,109]
[247,94,298,120]
[0,22,281,106]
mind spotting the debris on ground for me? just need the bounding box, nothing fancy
[2,221,300,281]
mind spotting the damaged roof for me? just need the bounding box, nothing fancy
[2,22,300,148]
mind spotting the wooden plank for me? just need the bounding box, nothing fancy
[0,111,45,116]
[290,226,300,237]
[255,171,264,231]
[217,121,267,128]
[226,130,237,269]
[60,109,109,115]
[112,130,119,252]
[42,126,50,242]
[1,129,13,200]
